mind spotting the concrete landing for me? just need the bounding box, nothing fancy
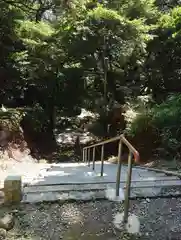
[27,162,179,186]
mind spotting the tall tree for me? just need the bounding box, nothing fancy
[0,1,24,105]
[144,6,181,102]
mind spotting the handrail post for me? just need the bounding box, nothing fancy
[92,147,96,170]
[83,149,85,162]
[100,145,104,176]
[85,148,87,163]
[116,140,122,196]
[123,151,133,223]
[88,148,90,167]
[84,134,139,225]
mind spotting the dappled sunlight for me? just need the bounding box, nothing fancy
[61,204,83,224]
[95,172,107,177]
[105,187,124,202]
[6,201,123,239]
[113,212,125,229]
[77,108,98,119]
[113,212,140,234]
[56,133,77,144]
[84,171,97,177]
[56,129,94,146]
[42,170,71,177]
[122,107,138,125]
[29,210,51,223]
[51,162,87,168]
[146,177,157,181]
[126,214,140,234]
[25,162,122,187]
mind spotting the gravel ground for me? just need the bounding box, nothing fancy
[2,198,181,240]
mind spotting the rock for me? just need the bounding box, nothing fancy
[0,214,15,230]
[0,228,6,239]
[4,175,22,204]
[11,209,19,214]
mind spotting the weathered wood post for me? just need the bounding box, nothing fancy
[83,149,85,162]
[100,145,104,176]
[85,148,87,163]
[116,140,122,196]
[88,148,90,167]
[92,147,96,170]
[123,151,133,223]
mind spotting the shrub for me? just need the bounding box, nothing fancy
[0,108,24,144]
[22,106,48,134]
[127,94,181,159]
[152,94,181,157]
[127,109,153,136]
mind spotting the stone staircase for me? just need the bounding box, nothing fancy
[22,162,181,203]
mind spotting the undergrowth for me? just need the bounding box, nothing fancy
[126,94,181,160]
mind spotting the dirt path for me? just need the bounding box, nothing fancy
[3,197,181,240]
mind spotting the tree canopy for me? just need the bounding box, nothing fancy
[0,0,181,140]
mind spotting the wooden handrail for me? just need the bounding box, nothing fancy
[83,133,140,224]
[121,135,139,162]
[84,135,120,149]
[83,134,139,162]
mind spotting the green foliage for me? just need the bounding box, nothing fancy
[108,0,159,23]
[128,94,181,158]
[88,4,125,22]
[144,6,181,102]
[152,95,181,155]
[1,0,181,158]
[17,20,55,44]
[153,94,181,128]
[158,6,181,38]
[0,1,24,102]
[59,2,155,116]
[127,109,153,136]
[0,108,24,140]
[23,106,48,133]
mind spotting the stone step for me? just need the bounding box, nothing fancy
[24,176,181,193]
[25,171,180,185]
[22,185,181,203]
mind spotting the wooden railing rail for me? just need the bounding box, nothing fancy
[82,134,140,224]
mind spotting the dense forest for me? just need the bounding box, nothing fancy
[0,0,181,161]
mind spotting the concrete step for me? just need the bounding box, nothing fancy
[22,175,181,203]
[24,170,180,186]
[24,176,181,193]
[22,184,181,203]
